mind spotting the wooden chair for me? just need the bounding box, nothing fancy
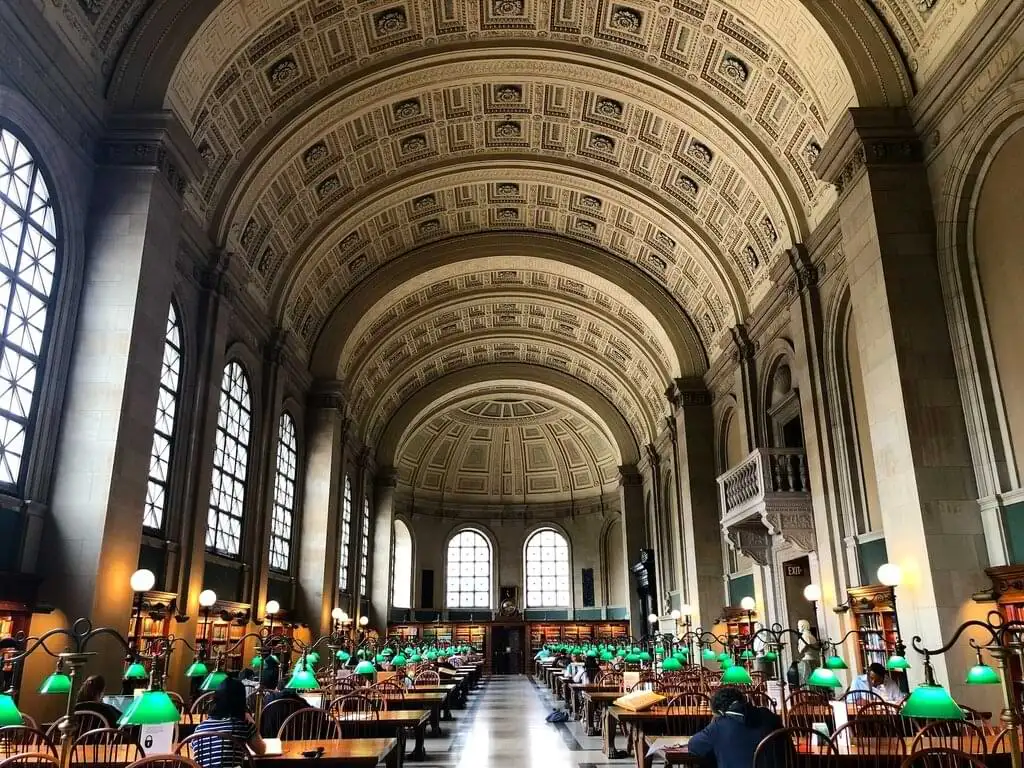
[259,696,307,738]
[189,691,217,715]
[0,754,60,767]
[754,727,838,768]
[597,671,623,689]
[830,721,906,767]
[746,691,777,712]
[855,700,903,730]
[127,758,202,768]
[911,720,988,754]
[70,728,145,765]
[277,707,341,740]
[899,747,989,768]
[412,670,440,687]
[993,726,1022,754]
[165,691,185,712]
[373,679,405,697]
[787,701,835,731]
[786,689,831,709]
[44,712,109,743]
[0,728,56,758]
[176,732,255,768]
[329,695,383,739]
[664,693,711,737]
[841,688,887,710]
[959,705,992,731]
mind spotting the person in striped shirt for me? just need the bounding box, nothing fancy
[191,677,266,768]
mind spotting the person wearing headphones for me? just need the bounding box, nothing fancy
[685,687,787,767]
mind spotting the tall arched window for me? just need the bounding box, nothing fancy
[359,497,370,596]
[143,302,182,532]
[338,477,352,589]
[0,127,59,489]
[206,362,252,557]
[391,519,412,609]
[446,529,491,608]
[525,528,571,607]
[269,413,298,571]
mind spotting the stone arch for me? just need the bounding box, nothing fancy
[391,516,414,610]
[716,398,746,475]
[600,514,627,610]
[443,522,499,609]
[758,340,800,449]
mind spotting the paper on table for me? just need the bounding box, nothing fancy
[646,736,690,758]
[262,738,283,756]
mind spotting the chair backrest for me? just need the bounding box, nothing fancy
[746,691,777,712]
[664,693,711,736]
[329,692,386,716]
[166,691,185,712]
[176,732,255,768]
[277,707,341,740]
[787,701,836,731]
[329,694,383,739]
[412,670,440,687]
[830,721,906,768]
[71,728,145,764]
[899,747,989,768]
[0,753,61,767]
[44,711,110,743]
[842,688,887,709]
[911,720,987,754]
[259,696,307,738]
[0,728,56,757]
[597,671,623,689]
[754,727,837,768]
[373,679,405,697]
[786,689,831,709]
[189,691,217,715]
[127,757,202,768]
[993,727,1021,755]
[958,705,990,729]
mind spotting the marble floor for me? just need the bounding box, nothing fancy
[419,675,632,768]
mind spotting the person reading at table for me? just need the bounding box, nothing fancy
[75,675,123,725]
[193,677,266,768]
[258,665,306,738]
[574,655,601,684]
[686,687,786,768]
[849,662,901,703]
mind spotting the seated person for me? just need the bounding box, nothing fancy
[686,687,787,768]
[74,675,124,725]
[849,662,902,703]
[258,667,306,738]
[192,678,266,767]
[561,654,584,680]
[574,656,601,684]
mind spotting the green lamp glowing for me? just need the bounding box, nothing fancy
[739,649,755,660]
[900,684,963,720]
[354,660,377,678]
[585,649,597,657]
[200,669,228,691]
[118,690,181,726]
[662,657,683,672]
[285,664,319,690]
[382,648,394,658]
[600,650,614,662]
[0,694,23,726]
[38,671,71,695]
[624,652,642,664]
[250,655,263,670]
[721,665,753,685]
[807,666,842,688]
[336,649,351,662]
[638,651,652,663]
[410,653,422,663]
[886,655,910,671]
[824,653,848,670]
[392,654,408,668]
[965,648,1000,686]
[720,656,735,669]
[672,650,688,662]
[762,650,778,662]
[184,660,209,678]
[426,651,438,661]
[374,653,385,664]
[124,661,148,681]
[716,651,731,663]
[702,647,717,662]
[307,652,321,665]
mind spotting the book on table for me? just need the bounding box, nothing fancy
[612,690,666,711]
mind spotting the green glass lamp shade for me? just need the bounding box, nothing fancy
[585,649,597,657]
[538,649,550,658]
[426,651,438,660]
[410,653,422,663]
[285,666,319,690]
[250,656,263,669]
[404,646,414,655]
[185,660,209,678]
[392,654,408,668]
[721,665,753,685]
[599,650,615,662]
[966,663,1000,686]
[374,654,385,663]
[624,653,642,664]
[336,650,351,662]
[900,684,964,720]
[118,690,181,726]
[38,672,72,694]
[740,649,755,660]
[762,651,778,662]
[0,694,23,726]
[672,651,688,662]
[357,649,370,660]
[716,652,731,663]
[631,646,641,654]
[200,669,228,691]
[638,651,653,663]
[124,662,148,680]
[354,660,377,677]
[886,655,910,671]
[702,647,717,661]
[720,657,735,669]
[807,666,842,688]
[307,652,321,665]
[382,648,394,657]
[662,657,683,672]
[616,648,627,658]
[824,654,849,670]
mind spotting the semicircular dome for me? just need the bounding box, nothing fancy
[396,393,619,508]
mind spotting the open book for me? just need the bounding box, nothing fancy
[646,736,690,758]
[613,690,666,711]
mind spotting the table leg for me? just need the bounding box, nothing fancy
[407,724,428,761]
[605,708,627,759]
[428,705,445,737]
[392,729,406,768]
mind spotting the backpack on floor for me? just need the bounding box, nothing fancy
[546,709,569,723]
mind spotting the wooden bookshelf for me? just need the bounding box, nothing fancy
[982,565,1024,683]
[718,607,756,650]
[208,601,251,672]
[127,590,178,656]
[845,584,900,673]
[526,620,629,656]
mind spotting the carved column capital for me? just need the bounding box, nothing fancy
[618,464,643,487]
[98,111,206,199]
[307,380,347,413]
[375,467,399,488]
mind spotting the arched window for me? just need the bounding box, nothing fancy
[142,303,182,531]
[206,362,252,557]
[0,127,59,489]
[525,528,571,607]
[338,477,352,589]
[446,529,491,608]
[391,519,412,609]
[269,413,298,571]
[359,497,370,596]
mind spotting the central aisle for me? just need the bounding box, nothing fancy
[446,675,622,768]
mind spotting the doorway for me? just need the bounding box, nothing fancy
[491,625,524,674]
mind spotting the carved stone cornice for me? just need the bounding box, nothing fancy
[97,112,206,199]
[763,503,816,552]
[783,244,822,300]
[730,324,757,364]
[812,108,922,198]
[618,464,643,487]
[666,377,712,410]
[308,380,347,413]
[375,466,399,488]
[193,249,234,300]
[643,443,660,470]
[726,524,770,567]
[263,326,288,366]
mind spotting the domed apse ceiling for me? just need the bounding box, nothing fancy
[395,394,619,506]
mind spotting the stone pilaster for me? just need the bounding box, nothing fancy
[44,111,201,690]
[667,380,725,629]
[618,465,645,636]
[297,384,348,638]
[816,107,985,697]
[369,468,398,628]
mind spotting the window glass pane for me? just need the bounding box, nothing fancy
[445,529,490,609]
[524,529,571,608]
[338,478,352,589]
[359,498,370,596]
[269,413,298,571]
[205,362,251,557]
[143,304,182,532]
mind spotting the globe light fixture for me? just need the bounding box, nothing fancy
[803,584,821,602]
[264,599,281,616]
[198,589,217,608]
[670,609,681,621]
[739,596,756,612]
[359,616,369,626]
[679,604,692,616]
[331,607,344,621]
[130,569,156,593]
[647,613,659,624]
[877,563,902,587]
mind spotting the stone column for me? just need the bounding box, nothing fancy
[369,468,398,628]
[618,465,646,636]
[297,384,348,638]
[641,444,669,612]
[667,379,725,629]
[44,113,200,689]
[816,108,985,696]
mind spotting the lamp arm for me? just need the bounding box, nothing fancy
[910,619,1002,656]
[6,629,78,663]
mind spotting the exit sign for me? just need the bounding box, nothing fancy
[785,564,804,577]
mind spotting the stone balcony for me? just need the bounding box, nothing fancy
[716,448,815,565]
